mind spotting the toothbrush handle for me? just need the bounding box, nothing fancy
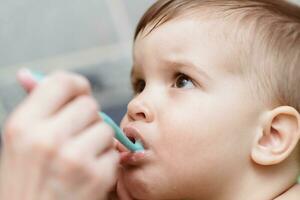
[99,112,144,152]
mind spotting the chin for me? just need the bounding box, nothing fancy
[119,167,165,200]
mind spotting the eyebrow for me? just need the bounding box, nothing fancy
[130,58,212,82]
[162,58,212,81]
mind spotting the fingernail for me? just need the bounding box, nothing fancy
[19,68,44,83]
[30,70,45,82]
[18,68,31,78]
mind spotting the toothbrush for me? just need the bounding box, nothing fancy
[99,112,144,152]
[28,70,144,152]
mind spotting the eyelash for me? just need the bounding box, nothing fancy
[172,73,196,89]
[132,78,146,94]
[131,73,196,94]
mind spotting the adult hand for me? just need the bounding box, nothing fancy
[0,70,119,200]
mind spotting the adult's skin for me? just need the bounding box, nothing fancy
[0,70,120,200]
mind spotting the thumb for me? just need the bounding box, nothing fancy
[17,68,39,93]
[114,139,128,153]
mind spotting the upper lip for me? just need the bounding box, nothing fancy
[123,126,148,150]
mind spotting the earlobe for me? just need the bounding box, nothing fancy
[251,106,300,165]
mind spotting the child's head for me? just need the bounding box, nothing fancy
[119,0,300,199]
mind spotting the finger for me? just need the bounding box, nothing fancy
[115,139,128,153]
[17,68,38,93]
[50,95,100,138]
[93,150,120,189]
[18,71,91,118]
[63,122,115,156]
[116,170,133,200]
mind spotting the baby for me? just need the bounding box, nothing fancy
[1,0,300,199]
[113,0,300,199]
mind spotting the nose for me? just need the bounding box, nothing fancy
[127,94,154,123]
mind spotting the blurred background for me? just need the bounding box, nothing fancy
[0,0,300,130]
[0,0,154,130]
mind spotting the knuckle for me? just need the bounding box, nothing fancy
[30,136,57,158]
[3,120,21,140]
[74,74,91,91]
[92,123,114,146]
[2,116,59,158]
[100,123,114,139]
[57,148,85,173]
[2,116,27,144]
[79,96,99,115]
[53,73,76,91]
[4,123,58,158]
[51,71,70,83]
[51,72,91,95]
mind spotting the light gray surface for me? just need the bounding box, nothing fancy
[290,0,300,4]
[0,0,115,67]
[0,0,154,67]
[0,0,154,128]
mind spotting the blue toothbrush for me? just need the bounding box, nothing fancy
[99,112,144,152]
[29,70,144,152]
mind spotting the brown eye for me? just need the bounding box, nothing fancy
[174,74,195,89]
[132,79,146,94]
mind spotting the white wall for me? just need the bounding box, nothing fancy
[290,0,300,4]
[0,0,155,127]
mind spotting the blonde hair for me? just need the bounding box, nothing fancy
[134,0,300,159]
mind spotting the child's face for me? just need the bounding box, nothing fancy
[119,17,262,199]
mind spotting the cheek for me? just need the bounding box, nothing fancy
[157,120,215,169]
[155,102,253,172]
[153,113,215,174]
[120,115,128,128]
[147,113,248,197]
[156,107,220,156]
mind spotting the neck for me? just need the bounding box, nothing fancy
[274,184,300,200]
[215,157,299,200]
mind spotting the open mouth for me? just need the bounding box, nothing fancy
[123,126,147,150]
[120,126,149,166]
[127,135,136,144]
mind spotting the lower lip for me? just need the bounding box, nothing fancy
[120,151,149,166]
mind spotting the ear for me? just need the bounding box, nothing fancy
[251,106,300,165]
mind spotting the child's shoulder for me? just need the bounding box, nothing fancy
[274,184,300,200]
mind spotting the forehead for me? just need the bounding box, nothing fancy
[133,17,240,76]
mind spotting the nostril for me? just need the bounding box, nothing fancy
[136,112,146,119]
